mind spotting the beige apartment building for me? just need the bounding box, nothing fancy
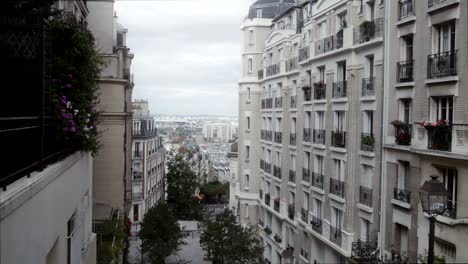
[381,0,468,262]
[87,1,134,215]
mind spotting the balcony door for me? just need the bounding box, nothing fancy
[337,61,346,82]
[334,111,346,132]
[434,21,455,54]
[433,97,453,122]
[313,198,322,219]
[331,207,343,230]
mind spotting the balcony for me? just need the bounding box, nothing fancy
[288,204,295,220]
[351,240,378,262]
[398,0,414,20]
[260,159,265,170]
[264,162,272,174]
[359,186,373,207]
[310,216,322,234]
[133,123,158,138]
[289,170,296,183]
[286,57,298,72]
[303,86,312,101]
[274,131,282,144]
[362,77,375,96]
[266,63,280,77]
[302,168,311,183]
[314,30,344,55]
[313,82,326,100]
[290,95,297,108]
[397,60,414,83]
[273,198,280,212]
[427,50,457,78]
[330,178,345,198]
[273,165,282,179]
[134,151,143,158]
[361,133,375,152]
[133,171,143,180]
[313,129,325,144]
[132,192,143,201]
[265,193,271,206]
[353,18,384,45]
[428,0,449,7]
[301,208,308,222]
[427,125,452,151]
[330,226,342,246]
[312,172,324,189]
[258,69,264,80]
[290,133,296,145]
[393,187,411,204]
[275,97,283,108]
[274,234,282,244]
[394,124,412,146]
[444,200,457,218]
[299,46,310,62]
[331,131,346,148]
[261,98,273,109]
[332,81,347,98]
[304,128,312,142]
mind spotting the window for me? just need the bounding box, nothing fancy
[290,154,296,171]
[245,175,250,188]
[397,161,410,190]
[399,99,412,124]
[275,151,281,166]
[305,111,311,128]
[304,151,310,169]
[318,66,325,81]
[256,8,263,18]
[367,55,374,78]
[249,30,254,45]
[360,218,370,241]
[313,198,322,218]
[436,239,456,263]
[432,97,453,122]
[315,155,324,174]
[363,111,374,134]
[337,12,347,30]
[433,21,455,54]
[334,159,345,181]
[133,204,139,222]
[334,111,346,131]
[246,117,250,130]
[337,61,346,81]
[395,224,409,256]
[303,192,309,210]
[291,117,296,133]
[331,207,343,229]
[244,204,249,218]
[245,146,250,160]
[441,167,457,216]
[401,34,413,61]
[248,58,253,73]
[247,87,251,100]
[316,111,325,129]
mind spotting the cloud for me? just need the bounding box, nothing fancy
[114,0,256,116]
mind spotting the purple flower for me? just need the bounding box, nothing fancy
[67,74,73,79]
[63,127,69,132]
[70,127,76,132]
[52,79,57,84]
[66,84,72,88]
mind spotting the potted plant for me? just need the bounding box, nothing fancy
[360,20,372,41]
[264,227,272,235]
[391,120,407,128]
[362,134,375,146]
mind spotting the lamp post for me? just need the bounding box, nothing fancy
[419,175,449,264]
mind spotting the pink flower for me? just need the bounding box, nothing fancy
[67,74,73,79]
[66,84,72,88]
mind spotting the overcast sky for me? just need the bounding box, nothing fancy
[114,0,255,116]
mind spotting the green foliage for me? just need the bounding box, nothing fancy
[97,217,127,264]
[418,250,446,264]
[200,210,264,264]
[166,154,203,220]
[200,181,229,203]
[362,135,375,146]
[140,203,186,264]
[391,120,407,128]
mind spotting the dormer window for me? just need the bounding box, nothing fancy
[256,8,263,18]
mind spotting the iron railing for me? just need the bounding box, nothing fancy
[264,162,272,174]
[288,204,295,220]
[290,95,297,108]
[330,178,345,198]
[427,126,451,151]
[303,86,312,101]
[330,226,342,246]
[353,18,384,44]
[273,198,280,212]
[394,187,411,203]
[312,172,324,189]
[261,98,273,109]
[427,50,457,78]
[266,63,280,77]
[361,133,375,152]
[428,0,448,7]
[313,129,326,144]
[273,165,282,179]
[398,0,414,20]
[274,131,282,144]
[310,216,322,234]
[332,131,346,148]
[289,170,296,183]
[332,81,347,98]
[315,30,344,55]
[351,240,378,261]
[359,186,373,207]
[397,60,414,82]
[299,46,310,62]
[290,133,296,145]
[314,83,326,100]
[275,96,282,108]
[444,200,457,218]
[304,128,312,142]
[395,124,412,145]
[303,168,311,183]
[301,208,308,222]
[286,57,298,72]
[362,77,375,96]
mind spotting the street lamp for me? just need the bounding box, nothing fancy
[419,175,449,264]
[281,247,294,264]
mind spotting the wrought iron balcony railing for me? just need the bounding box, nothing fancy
[331,131,346,148]
[312,172,324,189]
[394,187,411,203]
[304,128,312,142]
[273,165,282,179]
[330,226,342,246]
[313,82,326,100]
[303,86,312,101]
[313,129,326,144]
[332,81,347,98]
[428,0,448,7]
[288,204,295,220]
[361,133,375,152]
[310,215,322,234]
[274,131,282,144]
[299,46,310,62]
[427,126,451,151]
[266,63,280,77]
[315,30,344,55]
[289,170,296,183]
[398,0,414,20]
[286,57,298,72]
[397,60,414,83]
[303,168,311,183]
[427,50,457,78]
[362,77,375,96]
[353,18,384,44]
[395,124,412,145]
[273,198,280,212]
[301,208,308,222]
[330,178,345,197]
[290,95,297,108]
[290,133,296,146]
[359,186,373,207]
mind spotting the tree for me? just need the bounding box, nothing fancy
[200,210,264,264]
[140,203,186,264]
[200,181,229,204]
[166,154,203,220]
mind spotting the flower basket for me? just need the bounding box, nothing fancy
[421,120,450,130]
[361,135,375,146]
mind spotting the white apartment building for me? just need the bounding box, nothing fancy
[202,122,236,143]
[129,100,166,230]
[0,1,96,264]
[381,0,468,262]
[237,0,386,263]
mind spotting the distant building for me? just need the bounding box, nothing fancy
[202,123,236,143]
[129,100,165,231]
[228,142,239,214]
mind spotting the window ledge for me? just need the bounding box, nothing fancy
[330,147,347,153]
[357,203,374,214]
[427,0,460,14]
[391,198,411,209]
[424,212,468,226]
[395,82,415,88]
[359,151,375,158]
[287,182,296,188]
[311,186,325,195]
[425,76,458,85]
[330,97,348,103]
[396,16,416,27]
[312,143,326,149]
[313,99,327,104]
[360,95,376,101]
[329,194,346,204]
